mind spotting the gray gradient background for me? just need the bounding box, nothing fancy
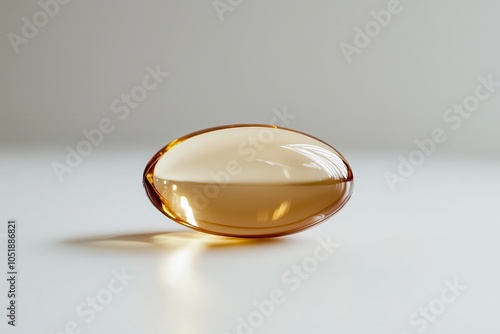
[2,0,500,153]
[1,1,500,334]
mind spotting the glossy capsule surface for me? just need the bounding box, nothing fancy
[143,125,353,238]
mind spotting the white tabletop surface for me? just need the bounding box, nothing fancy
[1,148,499,334]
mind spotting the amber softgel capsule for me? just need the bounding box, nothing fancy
[143,124,353,238]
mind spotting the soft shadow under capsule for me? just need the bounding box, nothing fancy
[143,124,353,238]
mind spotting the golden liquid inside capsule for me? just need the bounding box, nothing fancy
[143,125,353,238]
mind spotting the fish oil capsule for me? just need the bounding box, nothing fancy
[143,125,353,238]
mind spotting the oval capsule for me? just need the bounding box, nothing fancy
[143,124,353,238]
